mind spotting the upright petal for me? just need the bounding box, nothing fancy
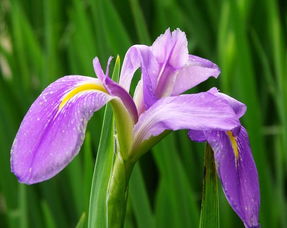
[119,45,159,93]
[207,128,260,228]
[93,57,138,122]
[119,45,161,111]
[133,92,240,147]
[151,28,188,69]
[153,29,189,98]
[120,29,221,110]
[120,29,189,109]
[11,76,114,184]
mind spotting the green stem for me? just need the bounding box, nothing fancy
[199,144,220,228]
[106,151,134,228]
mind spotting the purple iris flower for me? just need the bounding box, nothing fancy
[10,28,259,227]
[189,88,260,228]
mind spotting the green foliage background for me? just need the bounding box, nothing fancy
[0,0,286,227]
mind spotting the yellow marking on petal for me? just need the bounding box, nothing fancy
[59,83,107,110]
[227,131,239,160]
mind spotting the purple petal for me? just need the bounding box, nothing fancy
[133,92,240,145]
[133,79,145,113]
[11,76,113,184]
[188,88,246,141]
[120,29,221,110]
[151,28,188,69]
[153,29,189,98]
[120,29,189,109]
[119,45,160,111]
[171,55,220,95]
[119,45,158,92]
[188,130,207,142]
[207,127,260,228]
[207,88,246,118]
[93,57,138,122]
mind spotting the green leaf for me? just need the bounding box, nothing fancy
[128,0,151,44]
[88,104,114,228]
[88,56,121,228]
[199,145,219,228]
[153,134,199,228]
[75,212,86,228]
[106,151,133,228]
[19,185,28,228]
[129,164,156,228]
[41,201,56,228]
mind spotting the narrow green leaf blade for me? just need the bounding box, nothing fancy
[129,164,155,228]
[41,201,56,228]
[153,134,199,228]
[88,105,114,228]
[199,145,219,228]
[88,57,121,228]
[128,0,151,44]
[76,212,86,228]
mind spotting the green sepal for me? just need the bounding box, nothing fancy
[110,99,134,159]
[106,151,134,228]
[109,56,134,160]
[131,131,170,162]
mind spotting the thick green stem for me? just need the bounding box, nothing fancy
[106,152,134,228]
[199,144,220,228]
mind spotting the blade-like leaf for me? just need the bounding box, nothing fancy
[199,144,219,228]
[75,212,86,228]
[88,104,114,228]
[129,164,156,228]
[88,56,121,228]
[153,134,199,228]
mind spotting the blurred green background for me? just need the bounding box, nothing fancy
[0,0,286,227]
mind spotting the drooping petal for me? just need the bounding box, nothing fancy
[188,130,207,142]
[133,92,240,146]
[93,57,138,122]
[187,89,259,226]
[11,76,114,184]
[188,89,246,141]
[207,88,246,118]
[171,55,221,95]
[207,128,260,228]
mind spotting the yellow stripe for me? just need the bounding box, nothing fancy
[59,82,107,110]
[226,131,239,160]
[115,55,120,65]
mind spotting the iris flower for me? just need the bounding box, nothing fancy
[11,28,259,227]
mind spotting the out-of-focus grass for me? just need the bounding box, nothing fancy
[0,0,286,227]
